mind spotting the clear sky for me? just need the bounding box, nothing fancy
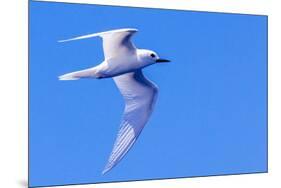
[29,1,268,187]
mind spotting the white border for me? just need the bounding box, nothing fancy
[34,0,270,15]
[1,0,280,188]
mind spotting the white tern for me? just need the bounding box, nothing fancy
[58,28,170,174]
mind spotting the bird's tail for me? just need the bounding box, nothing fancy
[59,67,99,80]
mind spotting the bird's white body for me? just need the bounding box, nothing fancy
[59,49,158,80]
[59,28,169,174]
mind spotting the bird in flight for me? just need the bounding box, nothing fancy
[58,28,170,174]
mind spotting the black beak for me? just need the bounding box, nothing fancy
[156,58,170,63]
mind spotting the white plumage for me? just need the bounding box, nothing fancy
[59,28,169,174]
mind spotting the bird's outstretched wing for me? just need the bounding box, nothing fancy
[58,28,138,59]
[102,70,158,174]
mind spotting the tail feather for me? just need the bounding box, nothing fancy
[58,68,98,80]
[59,72,80,80]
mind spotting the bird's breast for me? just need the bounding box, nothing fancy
[102,56,141,78]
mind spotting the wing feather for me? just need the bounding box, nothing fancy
[58,28,138,59]
[102,70,158,174]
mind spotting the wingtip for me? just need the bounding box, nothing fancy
[101,167,110,175]
[57,28,138,43]
[101,170,107,175]
[57,39,71,43]
[102,162,115,175]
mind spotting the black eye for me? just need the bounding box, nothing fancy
[150,53,156,58]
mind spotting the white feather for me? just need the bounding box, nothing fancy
[102,70,158,174]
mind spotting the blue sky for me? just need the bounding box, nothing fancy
[29,1,268,187]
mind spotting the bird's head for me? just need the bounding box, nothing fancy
[137,49,170,66]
